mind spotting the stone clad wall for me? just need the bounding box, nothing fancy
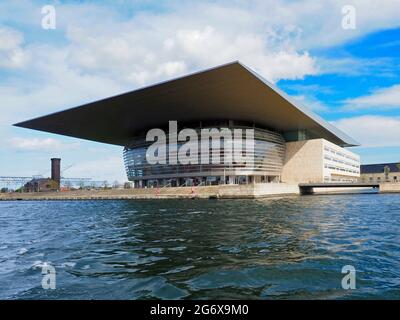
[380,183,400,193]
[360,172,399,183]
[281,138,360,183]
[281,139,324,183]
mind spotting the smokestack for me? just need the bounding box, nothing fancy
[51,158,61,187]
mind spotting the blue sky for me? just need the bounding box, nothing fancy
[1,0,400,182]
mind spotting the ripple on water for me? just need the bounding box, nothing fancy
[0,194,399,299]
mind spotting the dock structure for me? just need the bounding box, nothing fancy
[0,183,399,201]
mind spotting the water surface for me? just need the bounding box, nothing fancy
[1,193,399,299]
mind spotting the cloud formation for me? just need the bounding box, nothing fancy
[1,0,400,124]
[0,27,30,69]
[64,18,317,85]
[333,115,400,147]
[9,137,79,152]
[66,156,126,182]
[342,84,400,110]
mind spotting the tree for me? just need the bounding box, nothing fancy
[113,180,120,189]
[384,165,391,182]
[397,163,400,172]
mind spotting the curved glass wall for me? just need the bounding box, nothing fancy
[123,122,286,186]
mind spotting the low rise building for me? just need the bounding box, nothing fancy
[23,158,61,192]
[360,163,400,183]
[24,178,59,192]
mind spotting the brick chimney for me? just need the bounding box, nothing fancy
[51,158,61,188]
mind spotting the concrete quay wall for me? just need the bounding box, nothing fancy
[380,183,400,193]
[0,183,300,201]
[3,182,396,201]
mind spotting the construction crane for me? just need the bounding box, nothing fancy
[32,163,75,179]
[0,176,106,189]
[61,164,75,178]
[0,160,107,190]
[31,167,49,179]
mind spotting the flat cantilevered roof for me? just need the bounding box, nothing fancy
[14,61,359,147]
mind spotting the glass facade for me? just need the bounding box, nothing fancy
[123,123,286,187]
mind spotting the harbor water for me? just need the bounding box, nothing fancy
[0,193,399,299]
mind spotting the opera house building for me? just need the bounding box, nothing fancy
[15,62,361,188]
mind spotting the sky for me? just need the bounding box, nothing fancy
[1,0,400,183]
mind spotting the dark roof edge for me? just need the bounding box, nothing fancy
[237,62,360,147]
[14,61,241,128]
[361,162,400,167]
[14,60,360,148]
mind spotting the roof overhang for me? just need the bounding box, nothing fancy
[14,61,359,147]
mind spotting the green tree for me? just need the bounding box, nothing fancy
[384,165,391,182]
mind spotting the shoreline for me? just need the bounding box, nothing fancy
[1,183,398,201]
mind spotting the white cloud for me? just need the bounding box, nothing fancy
[317,56,398,78]
[0,26,30,68]
[333,116,400,147]
[1,0,400,125]
[0,43,126,125]
[66,156,126,182]
[1,0,400,82]
[9,137,79,152]
[342,84,400,110]
[65,21,317,85]
[254,0,400,50]
[1,2,326,126]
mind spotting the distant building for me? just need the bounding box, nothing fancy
[360,163,400,183]
[15,62,361,186]
[24,178,59,192]
[24,158,61,192]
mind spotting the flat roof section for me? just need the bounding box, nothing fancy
[14,61,359,147]
[361,163,400,174]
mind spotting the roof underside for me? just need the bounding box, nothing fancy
[14,61,359,147]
